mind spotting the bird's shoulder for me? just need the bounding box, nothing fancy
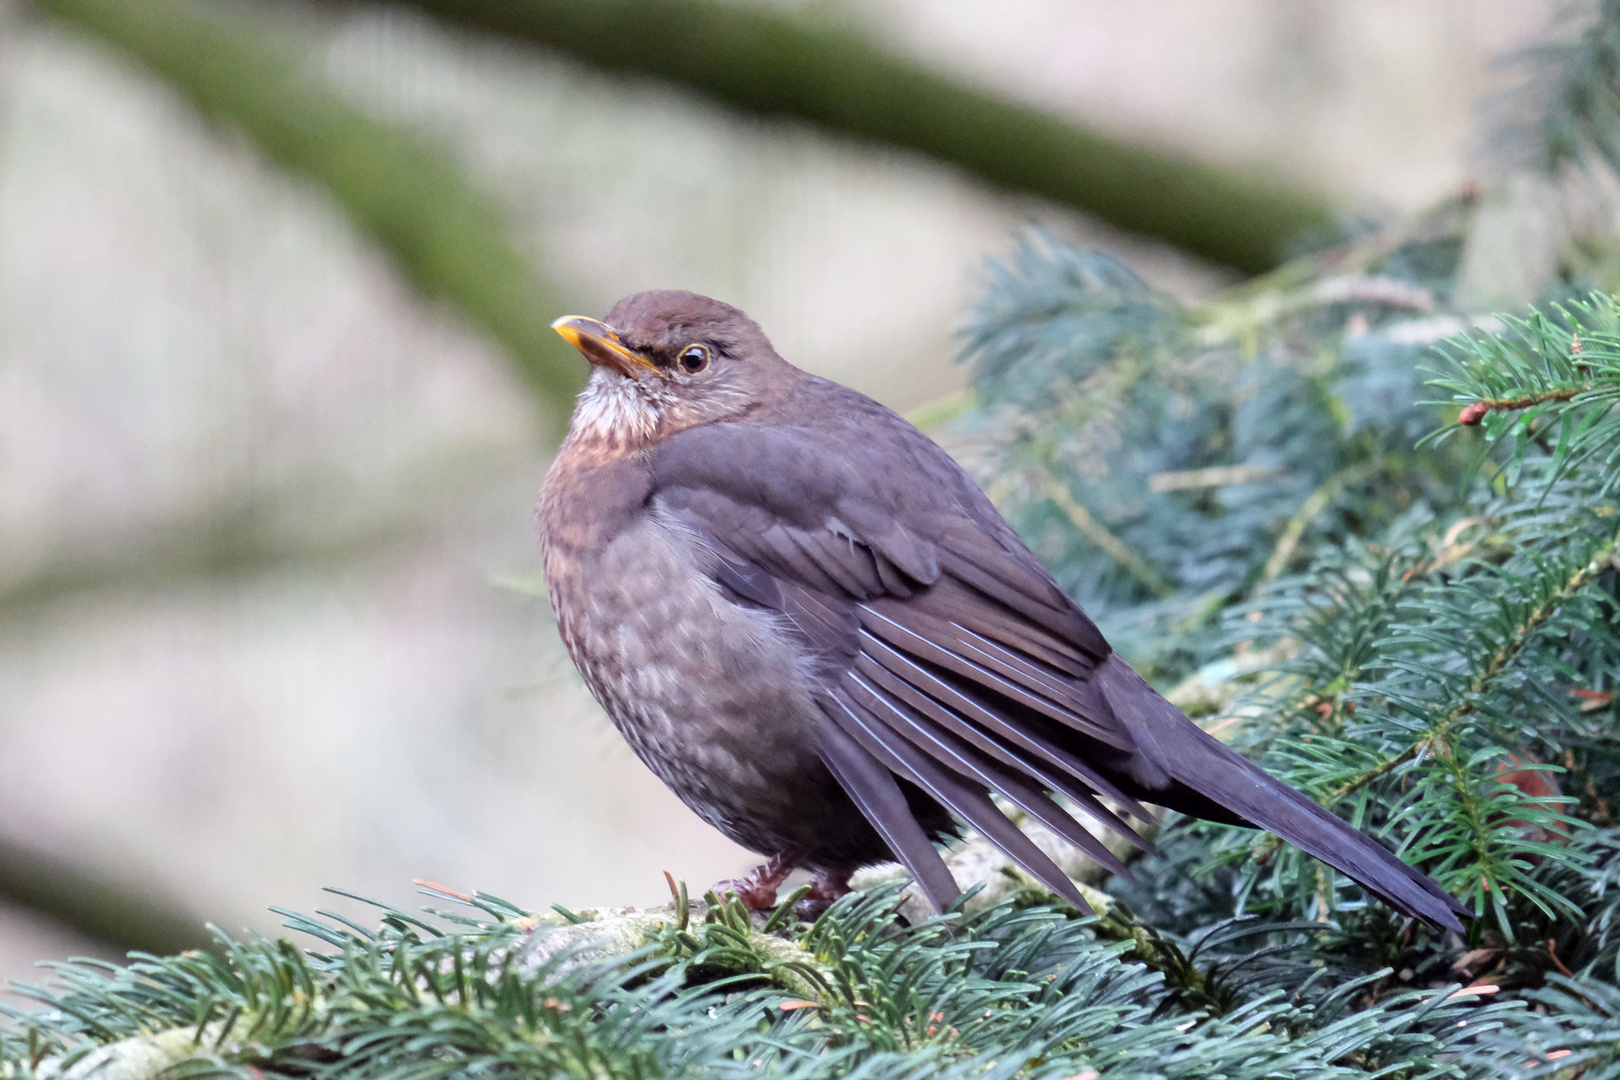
[646,376,1108,662]
[651,375,1005,544]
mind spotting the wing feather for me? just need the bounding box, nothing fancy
[816,716,959,911]
[789,528,883,597]
[864,598,1117,734]
[935,525,1109,659]
[851,648,1153,840]
[905,577,1092,676]
[822,689,1091,912]
[756,523,844,596]
[843,672,1134,878]
[857,606,1127,748]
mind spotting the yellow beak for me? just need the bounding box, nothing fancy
[551,316,660,378]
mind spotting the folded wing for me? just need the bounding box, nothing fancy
[651,418,1149,914]
[649,402,1466,932]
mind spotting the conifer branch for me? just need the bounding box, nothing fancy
[1328,522,1620,805]
[0,885,1502,1080]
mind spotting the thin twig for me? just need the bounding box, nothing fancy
[1148,464,1288,493]
[1031,468,1174,597]
[1259,461,1379,583]
[1458,385,1589,425]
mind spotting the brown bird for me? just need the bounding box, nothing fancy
[537,290,1466,931]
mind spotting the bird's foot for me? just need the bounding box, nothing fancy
[790,869,852,922]
[713,853,796,912]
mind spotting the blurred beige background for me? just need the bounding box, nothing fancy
[0,0,1555,985]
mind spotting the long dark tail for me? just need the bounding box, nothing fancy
[1095,655,1468,933]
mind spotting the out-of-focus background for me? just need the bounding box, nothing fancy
[0,0,1561,985]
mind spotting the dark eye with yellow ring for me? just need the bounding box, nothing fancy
[678,344,711,374]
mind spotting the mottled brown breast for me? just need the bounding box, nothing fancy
[537,438,653,653]
[538,432,850,859]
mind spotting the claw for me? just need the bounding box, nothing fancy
[713,852,798,912]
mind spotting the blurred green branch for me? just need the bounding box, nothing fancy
[0,452,500,617]
[37,0,581,423]
[0,833,211,958]
[387,0,1337,274]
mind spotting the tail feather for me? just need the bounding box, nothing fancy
[1096,655,1467,933]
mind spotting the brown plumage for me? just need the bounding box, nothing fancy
[537,290,1467,930]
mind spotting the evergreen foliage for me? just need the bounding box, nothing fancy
[955,210,1479,672]
[954,227,1620,1071]
[0,884,1506,1080]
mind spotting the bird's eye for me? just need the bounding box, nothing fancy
[678,344,710,375]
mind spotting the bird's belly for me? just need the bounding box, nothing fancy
[553,516,841,855]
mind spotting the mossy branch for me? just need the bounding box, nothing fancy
[0,833,211,959]
[388,0,1337,273]
[39,0,582,423]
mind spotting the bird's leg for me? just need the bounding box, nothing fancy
[790,868,852,921]
[713,852,797,912]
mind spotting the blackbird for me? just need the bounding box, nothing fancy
[537,290,1467,932]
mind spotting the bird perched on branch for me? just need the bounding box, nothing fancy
[538,290,1467,932]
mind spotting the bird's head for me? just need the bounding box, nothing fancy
[551,291,796,448]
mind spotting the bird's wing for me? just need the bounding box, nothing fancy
[649,409,1147,912]
[647,404,1468,933]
